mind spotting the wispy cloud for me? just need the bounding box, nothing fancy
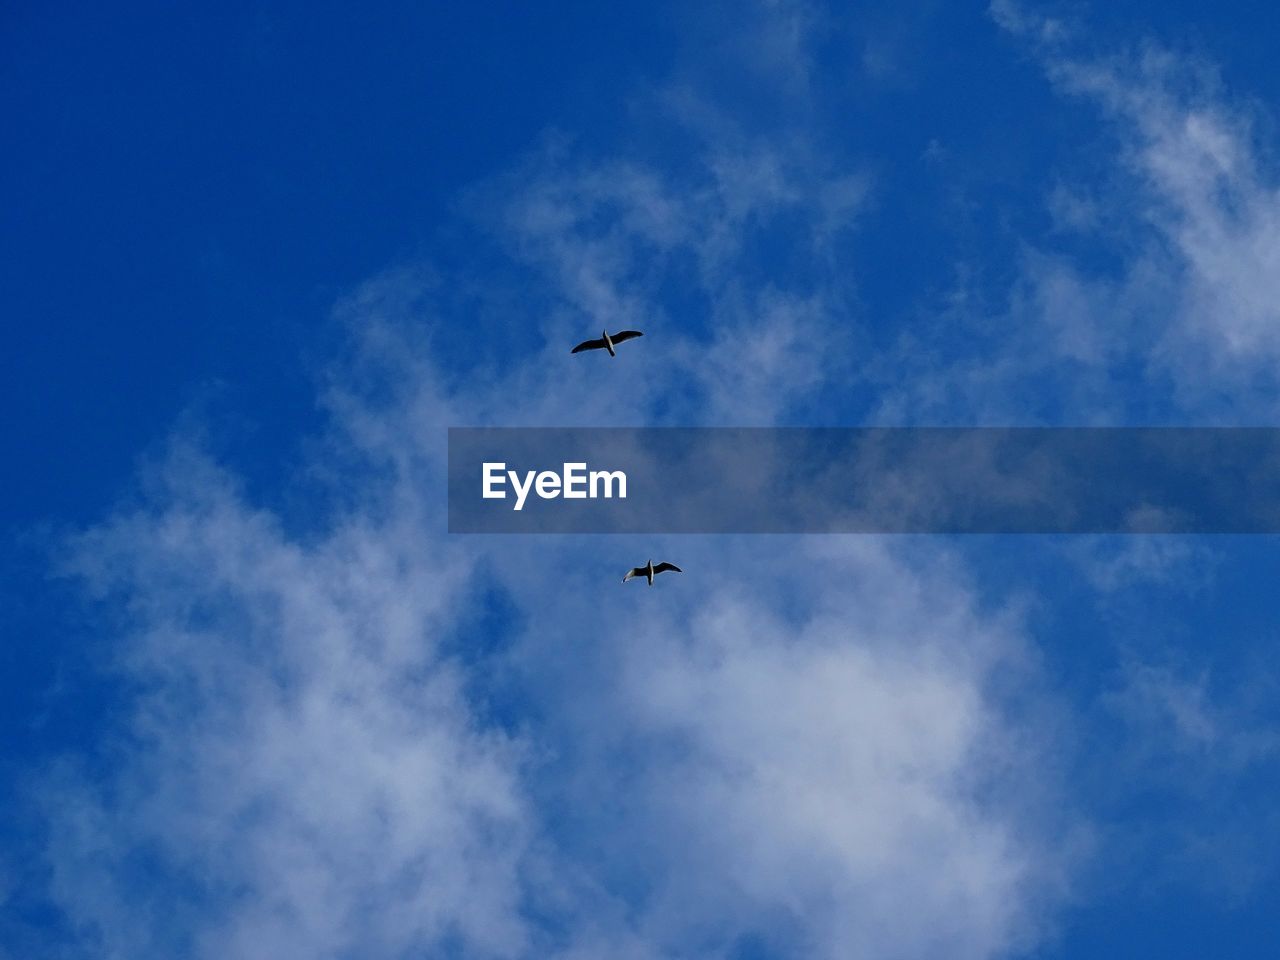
[45,444,531,958]
[869,1,1280,425]
[974,0,1280,420]
[32,221,1073,960]
[40,3,1265,956]
[1086,655,1280,899]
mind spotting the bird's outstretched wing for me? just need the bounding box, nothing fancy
[572,338,608,354]
[653,562,682,574]
[622,567,647,582]
[611,330,644,344]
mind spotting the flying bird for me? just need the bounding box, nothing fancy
[572,329,644,357]
[622,559,683,586]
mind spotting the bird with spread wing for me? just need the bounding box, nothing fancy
[572,328,644,357]
[622,559,682,586]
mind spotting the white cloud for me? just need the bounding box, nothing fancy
[1061,535,1217,593]
[1104,658,1280,771]
[582,539,1065,959]
[1086,654,1280,899]
[47,445,530,959]
[982,1,1280,418]
[448,119,866,427]
[866,3,1280,425]
[30,8,1080,956]
[34,290,1075,959]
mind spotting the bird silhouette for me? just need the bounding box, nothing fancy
[572,329,644,357]
[622,559,682,585]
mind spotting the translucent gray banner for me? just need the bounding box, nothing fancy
[447,428,1280,533]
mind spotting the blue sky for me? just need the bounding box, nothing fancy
[5,1,1280,957]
